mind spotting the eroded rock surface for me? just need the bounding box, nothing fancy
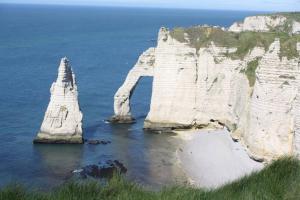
[34,57,83,144]
[245,39,299,160]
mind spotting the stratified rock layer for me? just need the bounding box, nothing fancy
[244,39,299,159]
[34,57,83,144]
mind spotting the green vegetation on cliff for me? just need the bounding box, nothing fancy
[241,58,261,87]
[1,157,300,200]
[262,12,300,33]
[281,12,300,21]
[170,26,300,59]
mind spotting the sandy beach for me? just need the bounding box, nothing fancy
[176,129,263,188]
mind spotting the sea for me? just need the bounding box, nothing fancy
[0,3,263,189]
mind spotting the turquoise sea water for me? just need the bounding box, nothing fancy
[0,4,262,189]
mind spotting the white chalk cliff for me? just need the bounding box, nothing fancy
[228,14,300,34]
[292,21,300,34]
[35,57,83,143]
[228,15,287,33]
[113,14,300,161]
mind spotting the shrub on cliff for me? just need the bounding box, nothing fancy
[170,26,300,59]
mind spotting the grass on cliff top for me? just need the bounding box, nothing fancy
[1,157,300,200]
[170,26,300,59]
[274,12,300,24]
[265,12,300,22]
[264,12,300,33]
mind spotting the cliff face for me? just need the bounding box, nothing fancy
[113,14,300,161]
[228,14,300,34]
[244,40,299,159]
[228,15,287,33]
[35,57,83,143]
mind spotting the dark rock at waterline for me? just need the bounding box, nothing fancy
[84,139,111,145]
[33,137,83,144]
[107,115,136,124]
[73,160,127,179]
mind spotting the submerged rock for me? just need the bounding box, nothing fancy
[73,160,127,179]
[84,139,111,145]
[34,57,83,144]
[108,115,135,124]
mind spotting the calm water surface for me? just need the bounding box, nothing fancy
[0,4,262,189]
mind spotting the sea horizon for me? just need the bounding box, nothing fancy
[0,2,274,13]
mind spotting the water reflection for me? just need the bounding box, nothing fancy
[142,131,187,188]
[107,122,187,189]
[109,123,148,184]
[33,144,83,179]
[29,122,187,190]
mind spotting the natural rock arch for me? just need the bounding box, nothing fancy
[110,48,155,123]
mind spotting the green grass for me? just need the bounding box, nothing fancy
[169,26,300,59]
[280,12,300,22]
[1,157,300,200]
[260,12,300,33]
[276,12,300,33]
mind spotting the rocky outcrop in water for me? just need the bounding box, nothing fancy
[73,160,127,179]
[113,13,300,161]
[84,139,111,145]
[34,57,83,144]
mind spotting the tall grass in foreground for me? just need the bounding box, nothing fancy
[1,157,299,200]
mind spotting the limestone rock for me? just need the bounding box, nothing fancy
[145,28,265,132]
[110,47,155,123]
[292,21,300,34]
[229,15,287,33]
[245,39,299,160]
[34,57,83,144]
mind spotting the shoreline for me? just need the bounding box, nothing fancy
[175,129,264,188]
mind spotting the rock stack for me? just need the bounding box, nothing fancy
[34,57,83,144]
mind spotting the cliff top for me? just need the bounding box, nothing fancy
[169,13,300,59]
[271,12,300,22]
